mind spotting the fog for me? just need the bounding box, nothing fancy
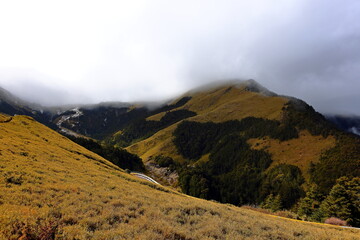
[0,0,359,114]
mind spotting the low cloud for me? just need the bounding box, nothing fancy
[0,0,359,114]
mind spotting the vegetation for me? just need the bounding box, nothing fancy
[125,84,292,163]
[310,136,360,194]
[260,164,305,209]
[3,114,358,239]
[260,194,282,212]
[153,155,179,172]
[68,136,145,172]
[111,109,196,147]
[59,106,150,140]
[173,118,303,206]
[247,131,336,180]
[319,177,360,226]
[174,117,298,160]
[282,100,336,138]
[172,116,360,228]
[296,176,360,227]
[297,184,324,221]
[151,96,192,115]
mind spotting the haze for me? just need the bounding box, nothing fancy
[0,0,359,114]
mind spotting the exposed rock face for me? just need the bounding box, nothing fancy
[145,161,179,187]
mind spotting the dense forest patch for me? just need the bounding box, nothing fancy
[110,109,196,147]
[172,113,360,222]
[68,136,145,172]
[173,117,298,160]
[172,117,303,206]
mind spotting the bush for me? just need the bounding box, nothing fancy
[154,155,175,168]
[324,217,348,226]
[274,211,298,219]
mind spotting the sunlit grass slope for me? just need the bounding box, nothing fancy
[1,114,359,239]
[127,83,288,161]
[247,130,336,179]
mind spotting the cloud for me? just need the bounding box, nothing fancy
[0,0,359,114]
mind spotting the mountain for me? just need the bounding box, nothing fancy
[0,86,152,139]
[326,114,360,136]
[114,80,360,221]
[1,81,359,225]
[3,114,360,239]
[0,86,54,126]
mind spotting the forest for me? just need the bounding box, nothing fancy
[68,136,145,172]
[171,108,360,226]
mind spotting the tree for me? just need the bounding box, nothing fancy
[261,194,282,212]
[319,177,360,226]
[260,164,304,209]
[297,184,324,220]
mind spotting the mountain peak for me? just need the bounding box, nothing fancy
[185,79,276,97]
[236,79,277,96]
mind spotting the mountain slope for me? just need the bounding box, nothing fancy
[125,80,288,159]
[1,81,359,220]
[0,86,153,139]
[1,114,360,239]
[125,80,330,166]
[326,114,360,136]
[121,80,360,214]
[0,86,53,126]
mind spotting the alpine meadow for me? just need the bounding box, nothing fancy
[1,1,360,239]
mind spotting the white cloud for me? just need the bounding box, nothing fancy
[0,0,359,114]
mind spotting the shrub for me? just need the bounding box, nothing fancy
[274,211,298,219]
[324,217,348,226]
[6,175,23,185]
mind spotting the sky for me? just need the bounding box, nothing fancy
[0,0,359,114]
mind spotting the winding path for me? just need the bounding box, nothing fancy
[130,172,160,185]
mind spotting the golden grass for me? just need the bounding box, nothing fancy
[247,130,336,178]
[0,114,359,239]
[126,123,184,163]
[0,114,11,122]
[146,112,166,121]
[182,85,287,122]
[127,85,288,162]
[195,153,211,165]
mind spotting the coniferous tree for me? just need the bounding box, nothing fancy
[261,194,282,212]
[272,195,282,212]
[319,177,360,226]
[297,184,323,220]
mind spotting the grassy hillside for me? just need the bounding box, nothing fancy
[123,81,360,223]
[126,82,288,160]
[247,130,336,179]
[125,82,359,180]
[1,114,359,239]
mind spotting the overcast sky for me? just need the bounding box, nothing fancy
[0,0,359,114]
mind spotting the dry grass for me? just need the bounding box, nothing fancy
[126,123,184,163]
[182,86,287,122]
[147,85,287,123]
[146,112,166,121]
[1,114,359,239]
[127,85,288,162]
[247,131,336,178]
